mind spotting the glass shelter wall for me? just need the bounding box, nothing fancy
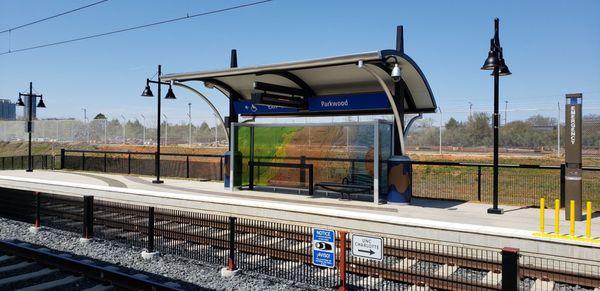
[231,120,394,203]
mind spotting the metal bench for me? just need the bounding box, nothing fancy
[315,173,373,200]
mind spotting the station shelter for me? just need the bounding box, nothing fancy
[161,27,436,204]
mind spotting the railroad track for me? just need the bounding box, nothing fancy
[0,240,183,291]
[39,198,600,290]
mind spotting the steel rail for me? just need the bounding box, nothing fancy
[0,240,182,290]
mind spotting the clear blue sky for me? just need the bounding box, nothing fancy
[1,0,599,125]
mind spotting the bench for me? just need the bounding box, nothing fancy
[315,173,374,200]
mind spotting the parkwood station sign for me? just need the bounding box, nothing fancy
[234,92,392,115]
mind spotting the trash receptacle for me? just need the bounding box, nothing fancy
[386,155,412,203]
[223,151,242,189]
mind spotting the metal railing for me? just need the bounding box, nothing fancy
[0,188,598,290]
[60,149,224,181]
[411,161,600,210]
[0,155,56,171]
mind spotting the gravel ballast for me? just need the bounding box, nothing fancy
[0,217,328,291]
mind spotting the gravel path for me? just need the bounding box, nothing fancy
[0,217,329,291]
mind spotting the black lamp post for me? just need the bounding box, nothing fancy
[481,18,511,214]
[16,82,46,172]
[141,64,176,184]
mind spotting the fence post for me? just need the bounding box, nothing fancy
[227,216,237,271]
[248,161,254,190]
[60,149,65,169]
[501,247,519,291]
[148,206,155,253]
[104,153,107,172]
[82,195,94,240]
[128,153,132,174]
[300,156,306,185]
[308,164,314,196]
[11,156,14,169]
[559,163,565,208]
[219,156,223,181]
[34,192,41,228]
[351,161,356,183]
[82,153,86,170]
[477,166,482,201]
[338,230,347,291]
[186,155,190,178]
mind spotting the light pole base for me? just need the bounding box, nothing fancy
[487,207,504,214]
[152,180,164,184]
[26,169,33,172]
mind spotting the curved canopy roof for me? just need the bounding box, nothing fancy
[161,50,436,114]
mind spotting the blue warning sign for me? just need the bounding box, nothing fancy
[312,228,335,268]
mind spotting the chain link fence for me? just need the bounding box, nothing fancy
[0,118,228,147]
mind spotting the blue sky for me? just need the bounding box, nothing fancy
[0,0,599,125]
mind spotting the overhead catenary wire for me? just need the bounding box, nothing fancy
[0,0,110,34]
[0,0,273,56]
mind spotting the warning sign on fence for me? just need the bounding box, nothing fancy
[312,228,335,268]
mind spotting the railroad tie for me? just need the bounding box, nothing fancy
[0,261,36,273]
[0,255,15,263]
[274,260,302,271]
[433,263,458,278]
[15,275,83,291]
[0,268,58,287]
[482,270,501,286]
[531,278,554,291]
[82,284,113,291]
[356,276,383,288]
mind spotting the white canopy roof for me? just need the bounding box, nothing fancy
[161,50,436,114]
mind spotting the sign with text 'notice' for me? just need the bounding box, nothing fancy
[351,234,383,261]
[312,228,335,268]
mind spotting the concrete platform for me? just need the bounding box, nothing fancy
[0,169,598,262]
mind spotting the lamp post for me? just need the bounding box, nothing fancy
[141,64,176,184]
[481,18,511,214]
[16,82,46,172]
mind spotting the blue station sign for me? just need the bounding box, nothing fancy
[235,92,390,115]
[312,228,336,268]
[308,92,390,112]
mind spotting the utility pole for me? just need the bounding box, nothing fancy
[439,107,442,155]
[120,115,126,144]
[188,103,192,146]
[468,102,473,119]
[214,114,218,145]
[504,100,508,126]
[141,114,146,145]
[82,108,88,143]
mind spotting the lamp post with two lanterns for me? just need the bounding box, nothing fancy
[141,64,176,184]
[16,82,46,172]
[481,18,511,214]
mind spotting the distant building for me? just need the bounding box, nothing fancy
[0,99,16,120]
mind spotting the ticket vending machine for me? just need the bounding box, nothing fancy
[564,93,583,221]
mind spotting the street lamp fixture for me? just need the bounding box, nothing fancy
[481,18,511,215]
[16,82,46,172]
[141,64,176,184]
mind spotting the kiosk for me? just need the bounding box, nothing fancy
[161,26,437,204]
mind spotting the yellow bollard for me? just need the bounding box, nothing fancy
[555,199,560,235]
[570,200,575,237]
[539,198,545,233]
[586,201,592,239]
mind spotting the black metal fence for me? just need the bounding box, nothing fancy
[60,149,224,181]
[0,188,598,290]
[412,161,600,210]
[0,155,56,171]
